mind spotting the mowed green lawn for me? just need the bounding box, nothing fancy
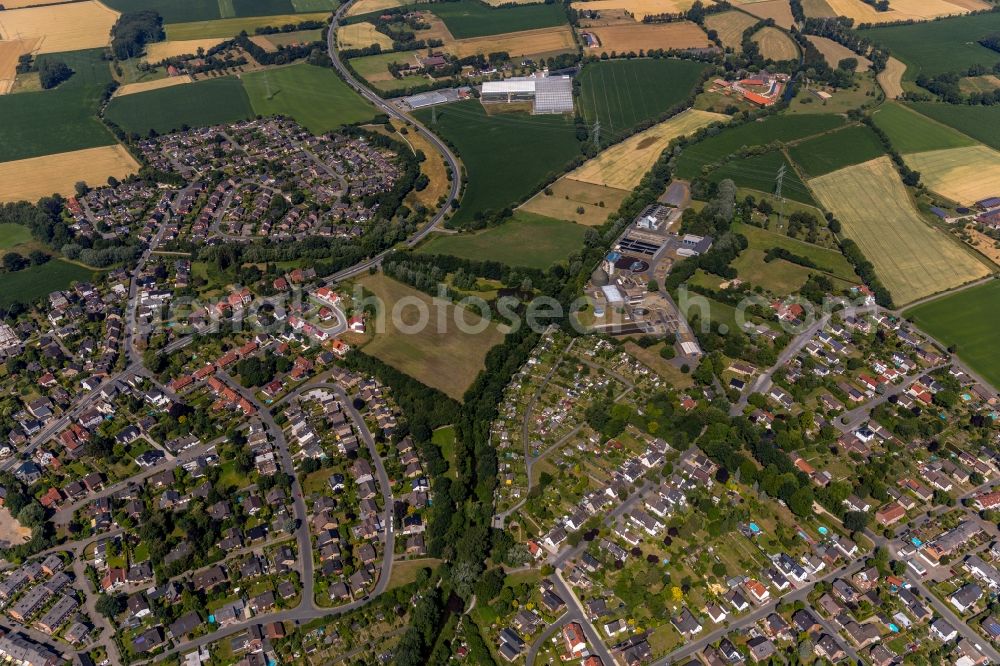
[106,77,253,136]
[871,102,976,154]
[733,222,858,280]
[418,211,587,269]
[426,0,567,38]
[413,100,581,227]
[0,260,96,309]
[787,124,886,178]
[577,58,708,145]
[905,280,1000,389]
[906,103,1000,152]
[859,12,1000,78]
[0,224,33,250]
[0,50,116,162]
[357,272,506,401]
[243,64,376,134]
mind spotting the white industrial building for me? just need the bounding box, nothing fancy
[480,74,574,114]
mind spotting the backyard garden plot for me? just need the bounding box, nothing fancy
[871,102,975,154]
[808,156,991,304]
[587,21,711,54]
[0,1,118,53]
[903,145,1000,206]
[577,58,708,144]
[105,76,253,136]
[0,49,115,162]
[907,103,1000,151]
[417,211,588,269]
[520,177,629,227]
[0,145,139,202]
[824,0,986,25]
[858,12,1000,78]
[787,124,886,178]
[905,280,1000,390]
[751,26,798,61]
[704,11,758,52]
[569,0,705,20]
[412,100,581,227]
[357,272,506,401]
[337,21,394,50]
[243,63,377,134]
[568,108,727,191]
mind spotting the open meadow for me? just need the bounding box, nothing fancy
[858,12,1000,78]
[0,1,118,53]
[587,21,711,54]
[357,272,506,401]
[751,26,798,61]
[0,49,115,162]
[165,13,330,39]
[903,145,1000,206]
[809,156,991,304]
[520,177,629,227]
[417,211,588,269]
[577,58,708,144]
[905,280,1000,390]
[871,101,974,154]
[0,145,139,202]
[413,100,581,227]
[0,259,95,309]
[787,124,886,177]
[704,11,757,52]
[907,103,1000,151]
[105,76,253,136]
[243,63,377,134]
[568,108,727,191]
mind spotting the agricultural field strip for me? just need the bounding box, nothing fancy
[903,145,1000,206]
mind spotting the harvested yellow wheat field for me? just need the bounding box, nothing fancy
[0,145,140,203]
[801,0,836,16]
[809,156,990,304]
[0,1,119,53]
[877,56,905,99]
[736,0,795,28]
[0,0,67,8]
[346,0,407,16]
[704,11,757,51]
[521,177,629,226]
[570,0,707,20]
[806,35,871,70]
[144,39,226,62]
[0,37,37,95]
[115,75,194,97]
[448,26,576,59]
[751,26,798,61]
[589,21,711,54]
[822,0,987,24]
[337,22,395,51]
[904,145,1000,206]
[568,109,728,190]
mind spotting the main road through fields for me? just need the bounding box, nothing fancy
[325,0,463,284]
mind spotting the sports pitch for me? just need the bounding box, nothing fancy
[905,279,1000,390]
[809,156,991,305]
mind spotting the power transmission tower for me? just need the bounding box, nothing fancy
[775,164,787,230]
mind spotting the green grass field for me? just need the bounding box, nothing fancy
[0,50,116,162]
[424,0,567,38]
[871,102,976,154]
[858,13,1000,78]
[675,114,845,179]
[431,425,457,478]
[243,64,376,134]
[0,224,33,250]
[906,103,1000,152]
[413,100,581,227]
[418,211,587,269]
[0,260,95,309]
[105,77,253,136]
[577,59,708,145]
[905,280,1000,389]
[706,151,816,206]
[165,12,331,39]
[101,0,220,22]
[733,222,858,281]
[787,124,886,178]
[358,272,506,400]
